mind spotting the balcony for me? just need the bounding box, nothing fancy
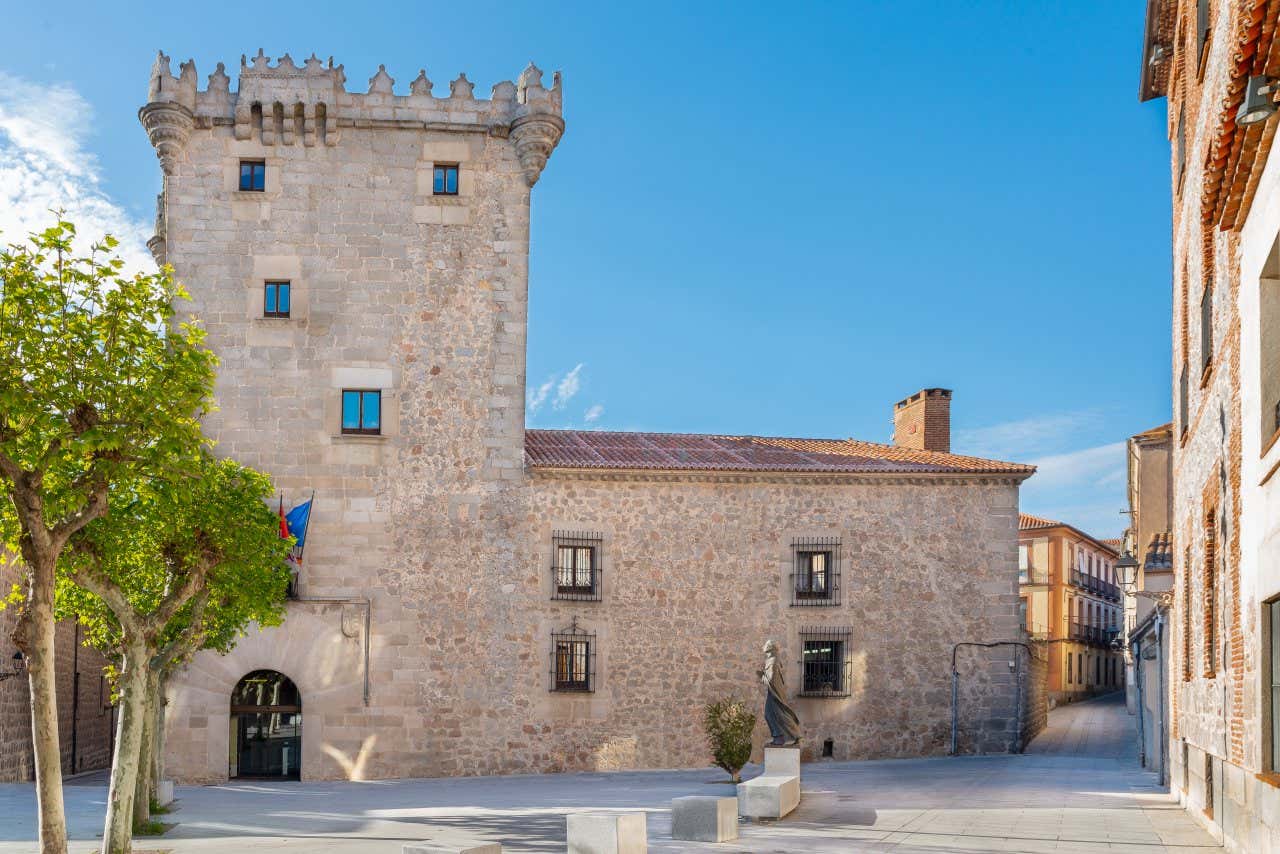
[1068,623,1121,648]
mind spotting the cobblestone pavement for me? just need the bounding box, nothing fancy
[0,693,1219,853]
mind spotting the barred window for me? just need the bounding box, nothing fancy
[799,627,851,698]
[550,618,595,693]
[791,537,841,606]
[551,531,602,601]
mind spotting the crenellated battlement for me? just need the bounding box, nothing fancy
[139,50,564,184]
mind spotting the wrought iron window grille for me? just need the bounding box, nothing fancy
[798,626,852,698]
[550,617,596,693]
[551,530,603,602]
[790,537,841,606]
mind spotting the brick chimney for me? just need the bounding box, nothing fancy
[893,388,952,453]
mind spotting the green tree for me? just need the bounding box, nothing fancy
[0,221,215,854]
[704,697,757,783]
[59,455,293,853]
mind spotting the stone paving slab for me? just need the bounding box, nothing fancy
[0,695,1219,853]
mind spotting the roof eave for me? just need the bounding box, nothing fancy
[528,464,1035,482]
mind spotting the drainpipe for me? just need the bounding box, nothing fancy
[290,596,372,705]
[1134,634,1146,767]
[950,641,1032,755]
[1156,610,1168,786]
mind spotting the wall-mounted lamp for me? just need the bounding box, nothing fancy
[0,651,25,682]
[1237,75,1279,126]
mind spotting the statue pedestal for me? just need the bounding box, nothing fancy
[737,747,801,820]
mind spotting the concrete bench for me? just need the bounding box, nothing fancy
[402,844,501,854]
[737,747,801,820]
[671,795,738,842]
[154,780,175,807]
[567,811,647,854]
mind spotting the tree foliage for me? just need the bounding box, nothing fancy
[0,219,216,854]
[704,697,757,783]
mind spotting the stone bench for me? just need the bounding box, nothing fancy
[671,795,738,842]
[402,843,501,854]
[737,747,801,820]
[154,779,175,807]
[567,811,647,853]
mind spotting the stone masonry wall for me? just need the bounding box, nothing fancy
[152,53,1026,782]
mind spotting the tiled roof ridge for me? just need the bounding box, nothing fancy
[525,428,1035,477]
[1018,512,1121,554]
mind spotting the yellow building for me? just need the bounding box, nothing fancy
[1019,514,1124,704]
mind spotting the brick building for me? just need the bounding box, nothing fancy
[1017,514,1124,705]
[1140,0,1280,847]
[0,566,115,782]
[138,52,1037,783]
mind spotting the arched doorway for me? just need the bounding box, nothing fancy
[229,670,301,780]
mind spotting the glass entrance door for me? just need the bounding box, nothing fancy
[229,670,301,780]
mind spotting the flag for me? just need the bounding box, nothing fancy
[284,495,314,564]
[278,496,289,539]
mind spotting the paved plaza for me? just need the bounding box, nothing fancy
[0,693,1219,853]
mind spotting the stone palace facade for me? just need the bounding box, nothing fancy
[139,51,1036,782]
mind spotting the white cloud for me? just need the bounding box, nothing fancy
[1019,441,1128,539]
[553,363,584,410]
[528,376,555,415]
[584,404,603,424]
[0,72,151,272]
[953,411,1102,461]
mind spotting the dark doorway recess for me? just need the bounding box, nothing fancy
[229,670,301,780]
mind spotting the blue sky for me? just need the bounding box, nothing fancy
[0,1,1171,538]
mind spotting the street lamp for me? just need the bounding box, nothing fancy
[0,651,25,682]
[1116,549,1140,594]
[1238,75,1279,126]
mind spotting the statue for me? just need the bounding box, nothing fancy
[759,639,801,746]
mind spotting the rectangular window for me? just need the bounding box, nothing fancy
[1267,597,1280,771]
[799,627,851,697]
[1177,107,1187,187]
[239,160,266,192]
[1183,547,1194,680]
[432,163,459,195]
[264,281,291,318]
[550,618,594,693]
[551,530,602,601]
[1201,284,1214,371]
[1204,508,1218,678]
[341,389,381,435]
[1197,0,1210,63]
[791,537,841,606]
[1180,364,1190,437]
[1068,652,1073,684]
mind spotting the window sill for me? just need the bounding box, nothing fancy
[332,433,389,444]
[1262,426,1280,458]
[1257,772,1280,790]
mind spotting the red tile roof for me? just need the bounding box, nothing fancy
[1017,513,1119,555]
[1018,513,1062,531]
[1145,532,1173,571]
[526,429,1035,477]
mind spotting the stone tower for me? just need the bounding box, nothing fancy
[140,51,564,781]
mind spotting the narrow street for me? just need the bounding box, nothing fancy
[0,692,1221,853]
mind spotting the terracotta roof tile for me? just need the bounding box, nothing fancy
[1019,513,1063,531]
[1017,513,1119,555]
[1101,538,1124,551]
[1145,532,1173,571]
[526,430,1035,477]
[1132,422,1173,441]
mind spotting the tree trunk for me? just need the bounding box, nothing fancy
[21,561,68,854]
[152,676,166,790]
[131,672,155,827]
[101,642,148,854]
